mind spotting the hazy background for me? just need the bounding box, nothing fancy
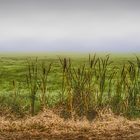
[0,0,140,53]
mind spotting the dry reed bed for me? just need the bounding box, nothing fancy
[0,110,140,139]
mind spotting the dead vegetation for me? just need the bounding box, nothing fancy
[0,109,140,140]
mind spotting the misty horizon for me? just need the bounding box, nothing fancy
[0,39,140,53]
[0,0,140,53]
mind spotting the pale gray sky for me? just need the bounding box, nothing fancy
[0,0,140,52]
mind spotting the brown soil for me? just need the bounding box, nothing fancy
[0,110,140,140]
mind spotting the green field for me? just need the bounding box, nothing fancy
[0,53,140,119]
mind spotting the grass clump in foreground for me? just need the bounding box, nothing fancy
[0,53,140,120]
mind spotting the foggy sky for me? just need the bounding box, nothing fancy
[0,0,140,52]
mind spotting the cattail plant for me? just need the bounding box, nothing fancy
[70,65,89,116]
[125,59,140,116]
[59,57,73,117]
[111,64,128,114]
[38,61,51,110]
[59,54,99,119]
[96,55,114,107]
[59,57,71,103]
[88,54,98,91]
[26,57,38,116]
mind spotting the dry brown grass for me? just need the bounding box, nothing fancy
[0,109,140,140]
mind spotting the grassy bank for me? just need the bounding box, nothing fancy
[0,53,140,119]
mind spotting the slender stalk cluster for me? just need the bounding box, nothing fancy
[1,54,140,118]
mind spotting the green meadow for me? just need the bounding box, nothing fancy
[0,52,140,119]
